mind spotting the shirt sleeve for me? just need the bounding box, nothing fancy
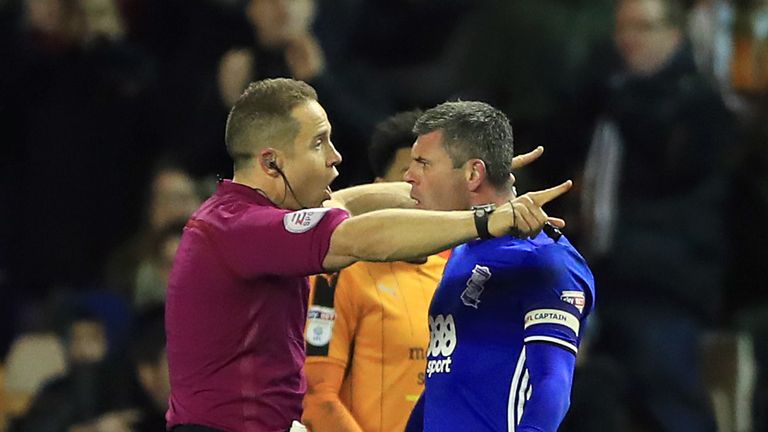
[516,343,576,431]
[519,247,591,355]
[214,206,349,278]
[306,270,359,368]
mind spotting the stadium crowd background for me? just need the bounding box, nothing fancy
[0,0,767,431]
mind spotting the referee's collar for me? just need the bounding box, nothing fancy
[217,179,277,208]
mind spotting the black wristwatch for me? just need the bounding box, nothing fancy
[471,203,496,240]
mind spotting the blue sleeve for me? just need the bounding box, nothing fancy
[517,342,576,432]
[404,392,425,432]
[519,245,592,355]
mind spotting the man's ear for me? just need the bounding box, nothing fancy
[466,159,486,191]
[259,149,280,176]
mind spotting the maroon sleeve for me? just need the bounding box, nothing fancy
[212,206,349,278]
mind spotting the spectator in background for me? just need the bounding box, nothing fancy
[126,306,169,432]
[3,332,67,426]
[573,0,735,430]
[216,0,391,186]
[144,166,202,232]
[136,0,388,183]
[453,0,601,134]
[13,304,169,432]
[123,0,252,178]
[11,292,134,432]
[131,220,186,311]
[1,0,159,297]
[302,110,448,432]
[107,164,200,310]
[312,0,476,111]
[80,0,124,44]
[448,0,616,213]
[728,108,768,431]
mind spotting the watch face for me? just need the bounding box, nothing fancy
[472,204,495,214]
[472,204,496,217]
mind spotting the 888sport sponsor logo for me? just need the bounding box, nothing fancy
[426,314,457,377]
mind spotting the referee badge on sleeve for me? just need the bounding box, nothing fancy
[283,208,332,233]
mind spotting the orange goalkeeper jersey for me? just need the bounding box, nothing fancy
[306,254,447,432]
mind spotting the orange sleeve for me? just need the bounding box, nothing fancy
[307,271,359,365]
[302,362,364,432]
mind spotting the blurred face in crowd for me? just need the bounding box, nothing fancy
[80,0,124,42]
[24,0,83,39]
[25,0,64,33]
[138,349,170,411]
[614,0,682,76]
[160,234,181,271]
[68,320,108,365]
[376,148,413,183]
[156,232,182,288]
[246,0,315,48]
[404,130,470,211]
[149,169,200,231]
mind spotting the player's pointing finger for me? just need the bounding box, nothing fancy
[526,180,573,206]
[510,146,544,170]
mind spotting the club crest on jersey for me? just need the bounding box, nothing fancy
[560,290,586,313]
[461,265,492,308]
[283,208,332,233]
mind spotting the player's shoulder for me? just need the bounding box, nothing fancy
[470,234,557,262]
[193,191,274,226]
[493,235,593,288]
[310,262,378,304]
[523,235,589,267]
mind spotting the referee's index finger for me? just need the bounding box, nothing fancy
[527,180,573,206]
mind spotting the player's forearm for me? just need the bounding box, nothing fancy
[331,209,477,262]
[517,344,575,432]
[302,397,364,432]
[517,376,571,432]
[325,182,415,216]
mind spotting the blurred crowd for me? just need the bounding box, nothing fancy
[1,0,767,431]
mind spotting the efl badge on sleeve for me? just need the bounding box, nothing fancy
[560,291,586,313]
[283,208,333,233]
[306,305,336,347]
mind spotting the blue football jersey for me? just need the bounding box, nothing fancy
[423,232,595,432]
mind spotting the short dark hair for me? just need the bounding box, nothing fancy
[413,101,514,189]
[368,110,423,178]
[225,78,318,170]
